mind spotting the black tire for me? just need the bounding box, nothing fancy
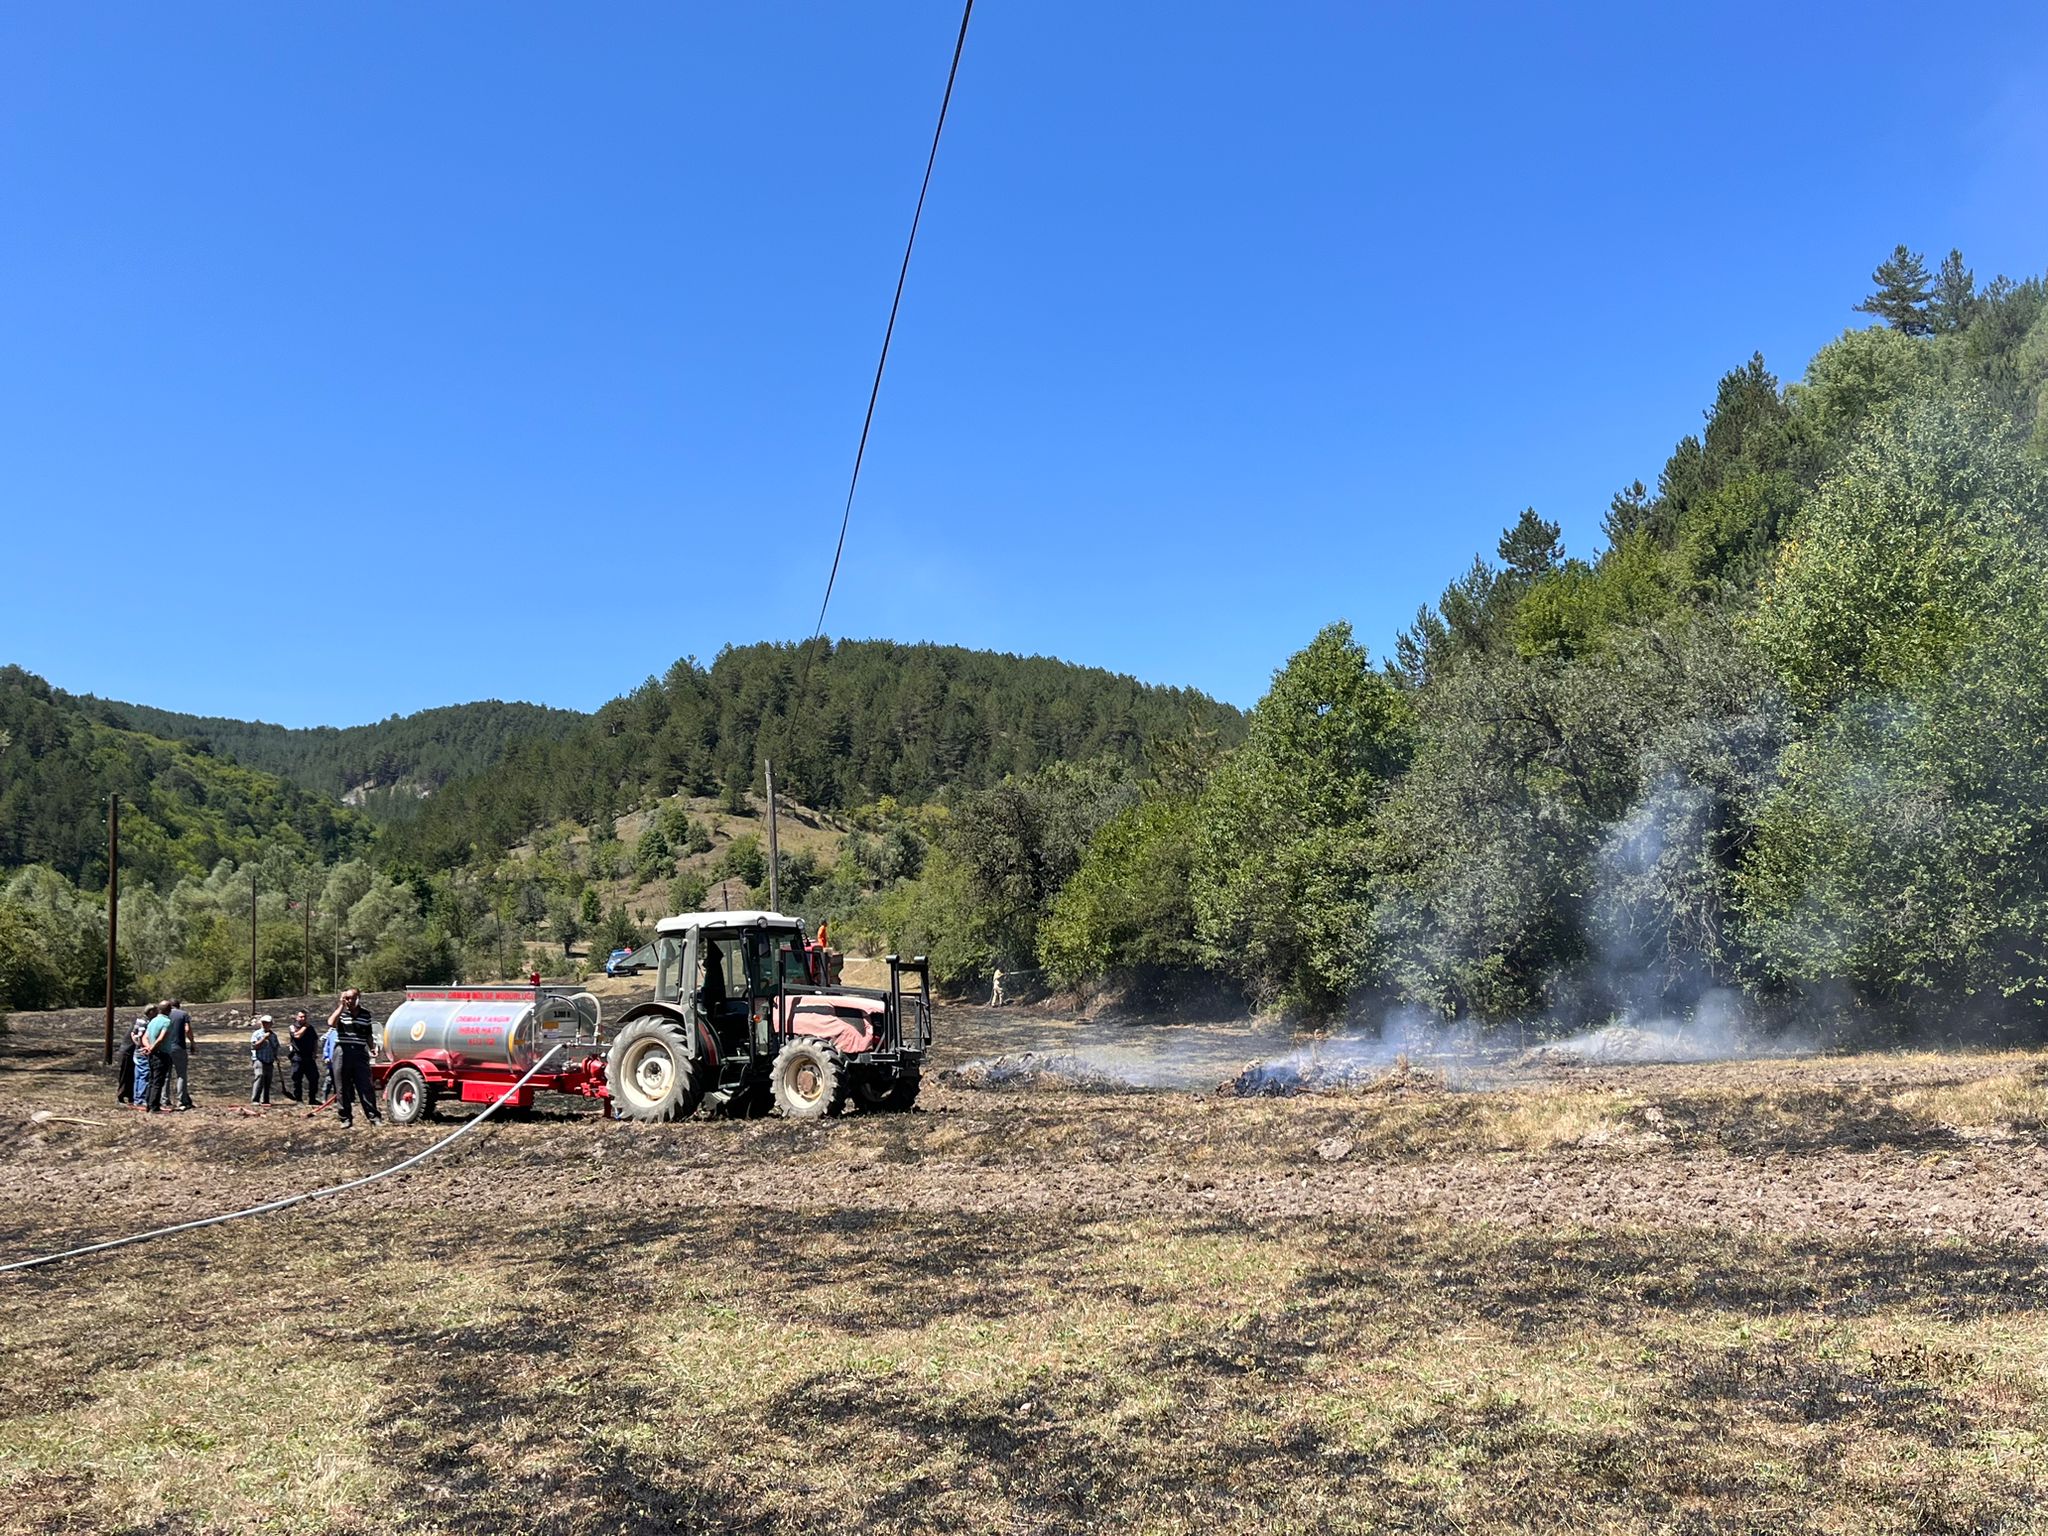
[771,1039,846,1120]
[853,1073,922,1113]
[607,1017,705,1123]
[384,1066,434,1125]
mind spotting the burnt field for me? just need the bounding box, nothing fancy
[3,1002,2048,1534]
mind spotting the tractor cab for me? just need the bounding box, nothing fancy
[653,913,815,1017]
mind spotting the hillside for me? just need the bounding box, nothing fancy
[71,695,586,818]
[0,666,366,893]
[380,639,1247,870]
[0,642,1243,1009]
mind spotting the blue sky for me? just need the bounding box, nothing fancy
[4,2,2046,725]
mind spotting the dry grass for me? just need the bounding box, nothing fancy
[1895,1065,2048,1134]
[9,1210,2046,1534]
[6,1018,2048,1532]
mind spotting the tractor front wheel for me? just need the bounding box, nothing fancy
[384,1065,436,1125]
[771,1039,846,1119]
[607,1018,704,1123]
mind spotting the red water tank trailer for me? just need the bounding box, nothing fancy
[372,985,610,1123]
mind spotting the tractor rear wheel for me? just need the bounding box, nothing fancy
[853,1073,921,1113]
[384,1066,435,1125]
[770,1039,846,1119]
[607,1017,705,1123]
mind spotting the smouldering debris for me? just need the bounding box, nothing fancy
[939,1052,1138,1092]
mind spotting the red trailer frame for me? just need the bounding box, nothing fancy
[373,1047,612,1113]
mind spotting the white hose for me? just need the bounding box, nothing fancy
[1,1045,567,1277]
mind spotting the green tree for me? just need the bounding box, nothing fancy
[633,820,672,881]
[0,899,65,1012]
[1039,798,1204,986]
[716,833,767,890]
[547,894,583,958]
[1498,508,1564,580]
[1743,388,2048,1017]
[1789,325,1940,455]
[1929,249,1978,336]
[947,759,1139,965]
[843,849,989,985]
[1854,244,1934,336]
[667,871,710,914]
[594,905,644,960]
[1194,624,1414,1014]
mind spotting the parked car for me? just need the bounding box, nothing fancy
[605,943,652,977]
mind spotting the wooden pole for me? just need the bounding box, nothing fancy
[103,794,119,1065]
[250,873,259,1017]
[303,886,312,1000]
[765,759,781,914]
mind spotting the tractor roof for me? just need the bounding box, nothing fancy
[654,910,803,936]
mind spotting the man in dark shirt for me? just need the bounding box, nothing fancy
[286,1010,321,1103]
[166,998,195,1109]
[326,988,381,1128]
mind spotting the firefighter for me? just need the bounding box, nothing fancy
[990,968,1005,1007]
[326,987,382,1127]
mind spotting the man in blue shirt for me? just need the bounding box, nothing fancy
[141,1001,177,1113]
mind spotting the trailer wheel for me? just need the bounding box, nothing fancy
[770,1039,845,1119]
[385,1066,435,1125]
[853,1073,921,1113]
[607,1018,704,1123]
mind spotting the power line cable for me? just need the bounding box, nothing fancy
[813,0,976,640]
[1,1046,566,1276]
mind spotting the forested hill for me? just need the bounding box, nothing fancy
[0,666,365,891]
[380,640,1246,868]
[72,696,585,817]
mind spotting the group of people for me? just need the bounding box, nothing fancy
[116,998,194,1111]
[115,987,384,1126]
[242,1010,326,1105]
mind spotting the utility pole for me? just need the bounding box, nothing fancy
[103,794,119,1065]
[765,758,781,914]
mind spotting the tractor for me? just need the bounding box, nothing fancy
[603,910,931,1121]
